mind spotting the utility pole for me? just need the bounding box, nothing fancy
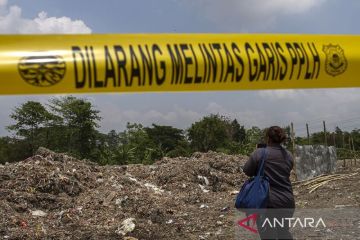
[323,121,327,146]
[306,123,310,145]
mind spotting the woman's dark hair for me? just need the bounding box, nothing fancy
[266,126,287,144]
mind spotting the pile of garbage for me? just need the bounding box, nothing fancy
[0,148,248,239]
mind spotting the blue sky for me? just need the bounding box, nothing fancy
[0,0,360,136]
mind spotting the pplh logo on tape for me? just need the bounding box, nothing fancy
[18,54,66,87]
[322,44,348,77]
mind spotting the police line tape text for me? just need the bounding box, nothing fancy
[72,42,321,88]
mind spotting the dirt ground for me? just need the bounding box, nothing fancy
[293,160,360,209]
[0,148,359,240]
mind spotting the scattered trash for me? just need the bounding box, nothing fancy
[199,204,209,209]
[31,210,47,217]
[230,190,238,195]
[166,219,173,224]
[144,183,164,194]
[116,218,136,236]
[124,237,139,240]
[1,148,358,239]
[103,191,117,206]
[115,196,129,206]
[198,175,210,185]
[334,204,354,209]
[19,220,28,228]
[220,206,230,212]
[199,184,210,193]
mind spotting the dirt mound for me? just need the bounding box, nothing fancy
[0,148,248,240]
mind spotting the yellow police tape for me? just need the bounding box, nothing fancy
[0,34,359,95]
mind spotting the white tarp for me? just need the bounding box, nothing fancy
[295,145,337,181]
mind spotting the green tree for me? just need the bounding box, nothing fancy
[245,126,264,145]
[0,137,11,164]
[188,114,231,152]
[49,96,101,159]
[106,130,120,151]
[0,137,34,163]
[311,131,327,145]
[145,124,190,157]
[7,101,53,155]
[115,123,159,164]
[230,119,246,143]
[334,126,344,148]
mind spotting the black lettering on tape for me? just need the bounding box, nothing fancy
[167,44,183,84]
[286,43,297,80]
[114,45,128,87]
[85,46,92,88]
[90,46,103,88]
[223,43,235,82]
[189,44,202,84]
[72,46,86,89]
[104,46,116,87]
[256,43,267,81]
[180,44,193,84]
[153,44,166,85]
[275,43,287,80]
[139,45,154,86]
[245,43,257,82]
[231,43,244,82]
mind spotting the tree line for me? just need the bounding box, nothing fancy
[0,96,358,164]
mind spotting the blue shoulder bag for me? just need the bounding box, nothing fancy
[235,148,269,209]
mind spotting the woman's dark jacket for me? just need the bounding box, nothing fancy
[243,145,295,208]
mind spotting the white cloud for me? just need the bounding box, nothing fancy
[0,1,91,33]
[206,102,224,113]
[259,0,327,14]
[205,102,269,128]
[258,88,360,103]
[257,88,360,134]
[99,103,202,133]
[181,0,328,31]
[258,90,306,100]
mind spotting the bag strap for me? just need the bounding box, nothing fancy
[257,148,268,177]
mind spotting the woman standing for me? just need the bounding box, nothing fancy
[243,126,295,240]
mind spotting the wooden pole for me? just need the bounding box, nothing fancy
[351,137,355,151]
[351,137,356,166]
[342,134,346,167]
[306,123,310,145]
[349,136,353,166]
[291,122,295,153]
[291,122,297,181]
[323,121,327,146]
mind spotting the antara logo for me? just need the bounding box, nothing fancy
[237,214,327,234]
[237,213,258,233]
[262,217,326,229]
